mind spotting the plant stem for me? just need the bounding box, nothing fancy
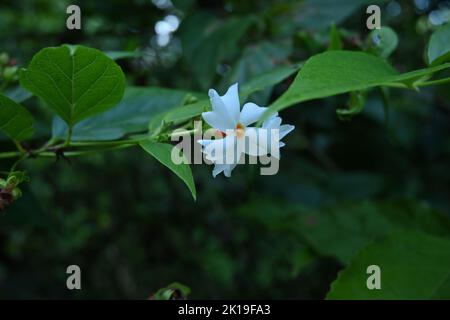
[64,125,73,147]
[416,77,450,87]
[10,155,26,171]
[37,144,135,157]
[0,151,20,159]
[0,124,201,163]
[381,82,408,89]
[168,128,200,138]
[69,137,147,148]
[13,140,26,155]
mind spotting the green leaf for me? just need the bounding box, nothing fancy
[152,282,191,300]
[267,51,450,116]
[326,231,450,299]
[163,63,300,123]
[298,200,450,265]
[220,41,292,105]
[179,14,255,89]
[0,94,34,141]
[328,24,342,51]
[367,26,398,58]
[268,51,396,114]
[427,23,450,65]
[52,86,196,141]
[286,0,383,31]
[20,45,125,126]
[240,63,301,99]
[163,99,207,123]
[139,141,196,200]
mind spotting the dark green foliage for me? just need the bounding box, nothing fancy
[1,0,450,300]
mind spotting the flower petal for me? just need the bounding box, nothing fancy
[240,102,270,126]
[212,163,228,177]
[207,85,239,128]
[220,83,240,124]
[262,114,282,129]
[201,135,239,164]
[223,163,238,177]
[244,127,270,156]
[279,124,295,139]
[202,111,234,132]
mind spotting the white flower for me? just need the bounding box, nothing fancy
[198,83,294,177]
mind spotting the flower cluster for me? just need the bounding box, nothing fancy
[198,83,294,177]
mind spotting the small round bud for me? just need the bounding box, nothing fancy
[0,53,9,65]
[3,66,18,81]
[0,178,7,189]
[12,188,22,200]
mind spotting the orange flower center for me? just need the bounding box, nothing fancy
[235,123,245,138]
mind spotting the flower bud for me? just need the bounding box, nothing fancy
[3,66,18,81]
[0,178,6,189]
[12,187,22,200]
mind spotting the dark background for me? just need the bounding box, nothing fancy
[1,0,450,299]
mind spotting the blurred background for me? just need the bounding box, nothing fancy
[1,0,450,299]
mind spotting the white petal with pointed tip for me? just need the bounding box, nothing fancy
[220,83,240,124]
[279,124,295,139]
[208,86,239,128]
[240,102,270,126]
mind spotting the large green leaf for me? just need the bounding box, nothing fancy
[20,45,125,126]
[220,41,292,105]
[327,231,450,299]
[297,200,450,264]
[52,86,198,141]
[0,94,34,141]
[427,23,450,65]
[139,141,196,200]
[179,14,255,89]
[163,63,300,123]
[238,199,450,266]
[163,99,207,123]
[240,63,301,99]
[267,50,450,115]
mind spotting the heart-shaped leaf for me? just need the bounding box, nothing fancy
[20,45,125,127]
[0,94,34,141]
